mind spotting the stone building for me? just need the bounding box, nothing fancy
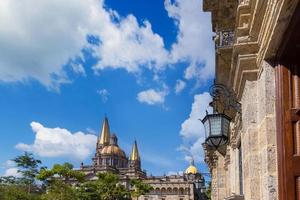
[202,0,300,200]
[80,117,207,200]
[140,162,206,200]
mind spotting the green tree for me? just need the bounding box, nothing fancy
[130,179,153,200]
[40,180,79,200]
[37,162,85,200]
[78,173,130,200]
[0,180,41,200]
[12,151,42,193]
[205,181,212,200]
[38,162,85,184]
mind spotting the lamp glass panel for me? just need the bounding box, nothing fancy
[222,117,230,136]
[210,115,222,136]
[203,119,210,139]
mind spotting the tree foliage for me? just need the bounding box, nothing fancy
[205,181,212,200]
[1,153,153,200]
[37,162,85,200]
[12,151,42,193]
[38,162,85,184]
[0,184,41,200]
[77,173,131,200]
[130,179,153,199]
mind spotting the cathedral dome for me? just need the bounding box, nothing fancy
[185,164,198,174]
[100,145,126,158]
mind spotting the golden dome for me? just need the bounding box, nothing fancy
[185,165,198,174]
[100,145,126,157]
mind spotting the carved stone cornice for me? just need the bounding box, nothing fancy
[203,0,237,32]
[203,144,219,171]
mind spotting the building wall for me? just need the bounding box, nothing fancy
[139,182,194,200]
[202,0,299,199]
[240,61,277,200]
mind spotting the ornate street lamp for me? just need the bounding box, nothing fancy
[201,113,231,149]
[201,83,241,151]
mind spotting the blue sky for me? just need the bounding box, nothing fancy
[0,0,214,177]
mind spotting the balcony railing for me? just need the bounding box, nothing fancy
[216,30,234,48]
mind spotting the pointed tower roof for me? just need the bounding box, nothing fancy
[130,140,140,161]
[98,117,110,145]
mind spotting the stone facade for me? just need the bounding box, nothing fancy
[140,174,206,200]
[202,0,300,200]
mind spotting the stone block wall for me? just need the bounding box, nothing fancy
[238,61,277,200]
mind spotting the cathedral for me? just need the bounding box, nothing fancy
[79,117,207,200]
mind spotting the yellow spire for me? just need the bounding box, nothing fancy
[99,117,110,145]
[130,140,140,161]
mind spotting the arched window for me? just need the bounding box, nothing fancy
[155,188,160,194]
[167,187,172,194]
[179,187,184,195]
[161,188,166,195]
[173,187,178,195]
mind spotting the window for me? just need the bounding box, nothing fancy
[238,144,243,195]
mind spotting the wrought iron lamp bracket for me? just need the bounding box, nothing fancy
[209,83,241,114]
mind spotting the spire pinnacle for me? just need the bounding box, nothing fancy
[99,116,110,145]
[130,140,140,161]
[190,157,195,166]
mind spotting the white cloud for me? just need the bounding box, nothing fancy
[2,160,21,177]
[97,89,110,103]
[0,0,214,90]
[0,0,169,89]
[4,160,15,168]
[86,128,96,135]
[165,0,215,82]
[179,92,212,163]
[175,79,186,94]
[137,86,169,105]
[92,14,169,72]
[4,167,21,177]
[180,92,211,138]
[0,0,95,90]
[71,62,86,76]
[16,122,97,160]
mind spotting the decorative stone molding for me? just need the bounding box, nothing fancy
[230,112,242,149]
[238,0,249,6]
[203,0,238,32]
[230,53,258,99]
[224,194,244,200]
[203,144,219,171]
[224,147,231,170]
